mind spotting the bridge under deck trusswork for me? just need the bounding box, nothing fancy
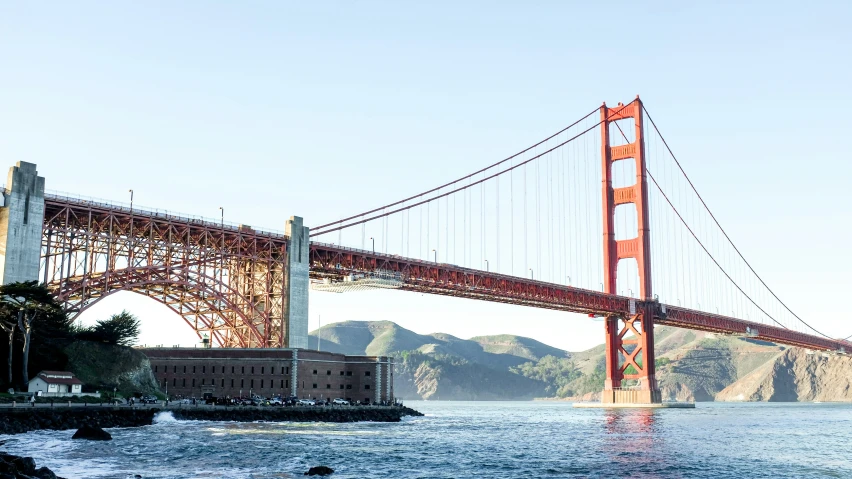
[0,96,848,407]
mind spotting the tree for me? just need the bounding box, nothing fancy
[0,304,16,387]
[0,281,66,390]
[76,311,141,346]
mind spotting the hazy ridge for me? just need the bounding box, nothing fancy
[309,320,852,402]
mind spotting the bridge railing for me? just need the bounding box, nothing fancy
[42,189,289,238]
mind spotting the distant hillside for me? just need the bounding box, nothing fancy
[309,320,852,402]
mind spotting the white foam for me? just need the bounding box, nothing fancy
[152,411,178,423]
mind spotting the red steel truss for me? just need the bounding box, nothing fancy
[309,242,850,353]
[42,194,289,348]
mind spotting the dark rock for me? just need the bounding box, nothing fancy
[0,473,14,479]
[10,456,36,475]
[304,466,334,476]
[71,424,112,441]
[33,467,58,479]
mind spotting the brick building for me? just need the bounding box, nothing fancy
[142,348,393,404]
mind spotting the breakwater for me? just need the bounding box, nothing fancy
[0,405,423,435]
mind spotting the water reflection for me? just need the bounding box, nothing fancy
[602,409,671,474]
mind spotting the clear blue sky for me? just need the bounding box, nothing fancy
[1,1,850,350]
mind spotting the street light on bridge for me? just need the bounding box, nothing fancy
[529,268,534,280]
[484,259,489,272]
[432,249,437,263]
[369,237,375,254]
[128,189,134,211]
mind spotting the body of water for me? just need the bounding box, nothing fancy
[1,401,849,478]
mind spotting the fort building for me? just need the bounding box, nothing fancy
[142,348,394,404]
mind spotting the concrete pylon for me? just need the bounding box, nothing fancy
[0,162,45,285]
[284,216,310,349]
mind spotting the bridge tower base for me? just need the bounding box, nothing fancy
[0,162,45,285]
[599,98,661,405]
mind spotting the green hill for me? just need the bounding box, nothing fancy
[307,320,850,402]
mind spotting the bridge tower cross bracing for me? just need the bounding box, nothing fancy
[600,97,661,404]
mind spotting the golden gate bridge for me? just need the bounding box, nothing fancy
[23,96,849,405]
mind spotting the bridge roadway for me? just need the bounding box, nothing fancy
[42,194,849,353]
[309,242,850,353]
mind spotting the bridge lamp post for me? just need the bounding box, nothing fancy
[567,276,571,286]
[432,249,437,263]
[529,268,534,280]
[484,259,489,272]
[628,289,633,298]
[128,189,134,211]
[369,237,375,254]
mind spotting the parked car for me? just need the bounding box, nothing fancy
[140,396,158,404]
[269,397,284,406]
[332,398,350,405]
[297,398,316,406]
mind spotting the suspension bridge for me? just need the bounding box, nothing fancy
[5,96,848,405]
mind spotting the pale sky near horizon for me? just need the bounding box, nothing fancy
[1,1,850,352]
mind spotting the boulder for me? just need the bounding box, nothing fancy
[9,456,36,476]
[304,466,334,476]
[71,424,112,441]
[33,466,58,479]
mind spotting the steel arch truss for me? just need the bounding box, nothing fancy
[41,196,289,348]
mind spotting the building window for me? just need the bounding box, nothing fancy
[211,366,215,374]
[173,366,177,373]
[201,378,205,385]
[173,378,176,387]
[339,371,344,376]
[286,380,289,389]
[261,367,265,374]
[346,371,352,377]
[154,365,158,373]
[365,371,371,377]
[346,385,352,390]
[261,380,264,389]
[286,367,289,375]
[365,385,370,390]
[203,366,206,374]
[221,378,224,387]
[251,379,254,388]
[193,366,196,374]
[326,384,331,389]
[241,379,244,388]
[231,379,234,387]
[312,384,317,389]
[183,378,186,386]
[280,380,284,388]
[326,370,331,375]
[339,385,344,389]
[312,370,317,375]
[271,367,275,375]
[242,366,245,374]
[232,366,235,373]
[192,379,196,387]
[184,366,187,373]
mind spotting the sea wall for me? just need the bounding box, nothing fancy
[0,406,423,435]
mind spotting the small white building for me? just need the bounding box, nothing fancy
[27,371,84,396]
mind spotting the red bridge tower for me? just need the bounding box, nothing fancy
[600,97,662,404]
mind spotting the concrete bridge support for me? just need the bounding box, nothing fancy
[0,162,45,285]
[285,216,310,349]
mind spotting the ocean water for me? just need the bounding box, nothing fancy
[1,401,850,478]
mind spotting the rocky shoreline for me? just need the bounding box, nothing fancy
[0,406,424,436]
[0,452,64,479]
